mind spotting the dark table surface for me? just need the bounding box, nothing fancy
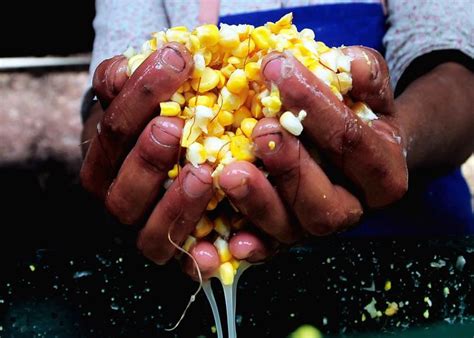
[1,160,473,338]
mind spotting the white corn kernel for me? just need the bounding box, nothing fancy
[280,111,304,136]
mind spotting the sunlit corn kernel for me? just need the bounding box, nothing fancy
[181,118,202,147]
[319,49,339,72]
[336,72,352,94]
[240,117,258,138]
[352,102,378,123]
[227,56,242,65]
[160,101,181,116]
[218,262,235,285]
[214,237,232,263]
[221,63,236,78]
[194,105,217,133]
[141,40,153,55]
[280,111,304,136]
[251,26,273,50]
[193,216,214,238]
[337,51,352,73]
[330,85,343,101]
[227,69,248,94]
[230,135,255,161]
[192,53,206,78]
[207,120,225,137]
[181,106,194,119]
[186,142,207,167]
[167,164,180,179]
[219,24,240,49]
[217,110,234,126]
[235,128,243,136]
[206,196,219,211]
[235,24,254,40]
[276,12,293,27]
[268,141,276,150]
[300,28,315,40]
[216,70,226,88]
[203,136,228,162]
[214,216,231,239]
[189,94,215,108]
[196,24,220,47]
[232,38,255,58]
[251,96,263,118]
[192,67,220,92]
[316,41,331,54]
[185,35,201,53]
[166,27,190,44]
[219,86,245,111]
[232,106,252,128]
[170,92,186,106]
[244,62,261,82]
[128,54,147,75]
[261,95,282,117]
[311,62,335,86]
[182,236,197,252]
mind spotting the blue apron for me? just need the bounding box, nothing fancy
[220,4,474,236]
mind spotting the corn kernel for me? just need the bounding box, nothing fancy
[166,27,190,44]
[221,64,236,78]
[214,237,232,263]
[128,54,147,75]
[268,141,276,150]
[219,24,240,49]
[251,96,263,118]
[230,135,255,161]
[160,101,181,116]
[232,38,255,58]
[261,95,282,117]
[192,53,206,78]
[203,136,228,162]
[181,118,202,147]
[189,94,215,108]
[240,117,258,138]
[336,72,352,94]
[214,216,231,239]
[170,92,185,106]
[352,102,378,122]
[231,105,251,128]
[227,69,248,94]
[217,110,234,127]
[186,142,207,167]
[192,67,220,92]
[207,196,219,211]
[219,86,245,111]
[230,258,240,270]
[185,35,201,53]
[218,262,235,285]
[280,111,304,136]
[244,62,261,82]
[207,120,225,137]
[167,164,180,179]
[193,216,214,238]
[196,24,220,47]
[251,26,273,50]
[216,70,226,88]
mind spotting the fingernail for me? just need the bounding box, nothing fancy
[151,120,181,147]
[263,56,284,82]
[161,47,185,71]
[220,170,250,199]
[254,132,282,156]
[183,171,210,198]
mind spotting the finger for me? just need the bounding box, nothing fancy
[81,42,193,200]
[253,118,363,235]
[183,241,220,281]
[218,161,300,244]
[261,52,407,208]
[228,231,272,263]
[105,116,183,225]
[92,55,129,108]
[137,164,213,265]
[342,46,394,114]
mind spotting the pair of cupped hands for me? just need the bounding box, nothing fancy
[81,42,408,280]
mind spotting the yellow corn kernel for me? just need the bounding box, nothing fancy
[166,26,190,44]
[191,67,220,92]
[207,120,225,137]
[182,236,197,252]
[230,135,255,161]
[184,91,195,103]
[330,85,343,101]
[219,86,245,111]
[167,164,180,179]
[217,110,234,127]
[192,53,206,78]
[227,69,248,94]
[170,92,185,106]
[244,62,261,82]
[218,262,235,285]
[216,70,226,88]
[232,38,255,58]
[214,216,231,239]
[181,106,194,119]
[240,117,258,138]
[316,41,331,54]
[214,237,232,263]
[336,72,352,94]
[232,106,251,128]
[384,302,399,317]
[203,136,228,162]
[251,26,273,50]
[206,196,219,211]
[319,49,339,72]
[193,216,214,238]
[352,102,378,123]
[268,140,276,150]
[251,96,263,119]
[230,258,240,270]
[219,24,240,49]
[128,54,147,75]
[160,101,181,116]
[221,63,236,78]
[188,94,215,108]
[261,95,282,117]
[186,142,207,167]
[384,280,392,291]
[196,24,220,47]
[235,128,243,136]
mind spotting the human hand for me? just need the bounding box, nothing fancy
[212,46,408,244]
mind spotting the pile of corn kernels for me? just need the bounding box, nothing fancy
[123,13,377,284]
